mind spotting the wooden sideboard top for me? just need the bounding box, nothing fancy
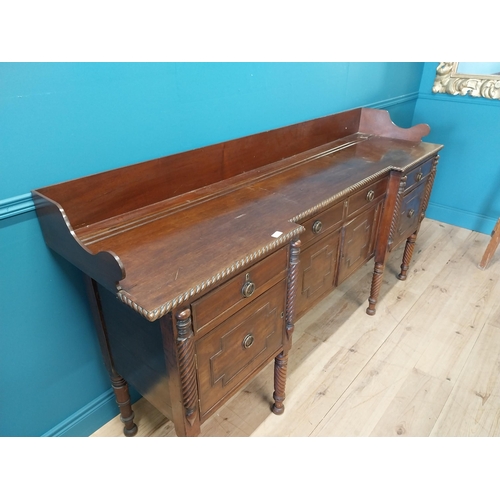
[32,108,443,321]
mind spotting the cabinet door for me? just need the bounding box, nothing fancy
[337,203,381,284]
[296,229,341,318]
[195,280,286,420]
[397,181,426,241]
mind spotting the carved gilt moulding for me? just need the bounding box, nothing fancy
[433,62,500,100]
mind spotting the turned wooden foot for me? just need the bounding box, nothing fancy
[272,352,288,415]
[366,261,384,315]
[398,232,417,280]
[111,374,138,437]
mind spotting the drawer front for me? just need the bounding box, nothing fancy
[397,181,426,240]
[404,158,433,193]
[191,246,287,337]
[195,280,286,419]
[296,229,341,319]
[346,178,387,217]
[299,200,344,248]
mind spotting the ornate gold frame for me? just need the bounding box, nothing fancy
[432,62,500,100]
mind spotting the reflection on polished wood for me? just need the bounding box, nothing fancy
[33,108,442,437]
[92,219,500,437]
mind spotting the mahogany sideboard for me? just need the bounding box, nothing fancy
[32,108,443,437]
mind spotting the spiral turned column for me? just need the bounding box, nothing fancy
[272,239,300,415]
[419,156,438,223]
[388,175,407,250]
[272,352,288,415]
[285,239,301,343]
[366,262,385,316]
[398,232,417,281]
[175,308,199,427]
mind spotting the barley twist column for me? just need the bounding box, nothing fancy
[175,308,198,427]
[388,175,407,249]
[272,352,288,415]
[285,239,301,343]
[398,232,417,281]
[419,156,438,222]
[272,239,300,415]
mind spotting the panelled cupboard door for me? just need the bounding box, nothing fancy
[296,229,341,318]
[397,182,426,241]
[195,280,286,420]
[337,203,382,285]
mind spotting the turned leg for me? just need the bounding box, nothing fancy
[366,261,384,316]
[111,374,138,437]
[366,170,405,316]
[398,231,417,280]
[84,276,138,437]
[272,352,288,415]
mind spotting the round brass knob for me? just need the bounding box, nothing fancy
[312,220,323,234]
[242,334,254,349]
[366,190,375,202]
[415,172,423,182]
[241,281,256,298]
[407,208,415,218]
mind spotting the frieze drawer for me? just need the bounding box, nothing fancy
[299,200,344,248]
[195,279,286,419]
[191,246,288,337]
[404,158,433,193]
[346,177,387,217]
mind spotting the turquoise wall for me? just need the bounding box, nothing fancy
[414,62,500,234]
[1,62,424,436]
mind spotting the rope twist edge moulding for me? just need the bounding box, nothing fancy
[117,226,305,322]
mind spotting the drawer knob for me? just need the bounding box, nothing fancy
[242,334,255,349]
[312,220,323,234]
[241,280,256,298]
[407,208,415,218]
[366,190,375,202]
[415,172,423,182]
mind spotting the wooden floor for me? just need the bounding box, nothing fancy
[92,219,500,438]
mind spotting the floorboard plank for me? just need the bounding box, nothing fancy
[91,220,500,438]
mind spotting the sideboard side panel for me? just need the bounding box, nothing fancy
[96,283,173,420]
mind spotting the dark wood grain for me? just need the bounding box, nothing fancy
[366,170,404,315]
[195,280,286,420]
[191,246,287,337]
[296,229,342,319]
[96,281,173,418]
[33,193,125,292]
[34,109,361,231]
[32,107,443,437]
[359,107,430,141]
